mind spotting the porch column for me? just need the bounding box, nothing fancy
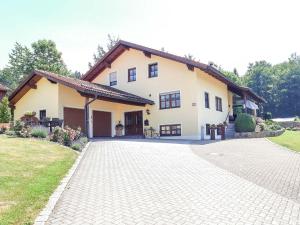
[243,92,247,113]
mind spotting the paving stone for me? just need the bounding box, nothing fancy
[46,139,300,225]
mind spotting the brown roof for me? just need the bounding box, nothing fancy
[9,70,154,106]
[0,83,9,91]
[82,40,266,103]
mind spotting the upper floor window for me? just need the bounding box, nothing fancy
[159,91,180,109]
[128,68,136,82]
[205,92,210,108]
[109,72,117,86]
[148,63,158,78]
[215,97,222,112]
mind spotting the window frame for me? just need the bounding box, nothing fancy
[109,71,117,86]
[215,96,223,112]
[148,63,158,78]
[160,124,181,136]
[205,92,210,108]
[159,91,181,110]
[39,110,46,120]
[206,124,210,135]
[128,67,136,82]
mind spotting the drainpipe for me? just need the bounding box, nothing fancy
[84,95,98,139]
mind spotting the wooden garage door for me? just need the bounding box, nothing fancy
[63,107,85,132]
[93,111,111,137]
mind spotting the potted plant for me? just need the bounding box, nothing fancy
[115,121,124,137]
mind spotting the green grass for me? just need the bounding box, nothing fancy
[268,130,300,152]
[0,135,77,225]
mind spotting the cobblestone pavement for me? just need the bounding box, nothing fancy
[191,138,300,203]
[46,139,300,225]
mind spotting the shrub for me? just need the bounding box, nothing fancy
[264,112,272,120]
[50,126,82,147]
[0,97,11,123]
[71,143,81,151]
[5,130,16,136]
[264,120,283,131]
[294,116,300,122]
[31,126,48,138]
[235,113,256,132]
[50,127,65,143]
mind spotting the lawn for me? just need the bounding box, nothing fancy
[0,135,77,225]
[268,130,300,152]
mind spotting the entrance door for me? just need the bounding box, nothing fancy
[124,111,143,135]
[93,111,112,137]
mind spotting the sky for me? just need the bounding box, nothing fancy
[1,0,300,75]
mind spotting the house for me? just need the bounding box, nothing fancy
[0,83,9,101]
[9,40,265,140]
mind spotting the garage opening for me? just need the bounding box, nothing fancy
[63,107,85,132]
[93,110,112,137]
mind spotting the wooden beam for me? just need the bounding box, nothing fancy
[104,61,111,68]
[186,64,194,71]
[143,51,151,58]
[27,80,37,89]
[47,79,57,84]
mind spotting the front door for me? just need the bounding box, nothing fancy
[124,111,143,135]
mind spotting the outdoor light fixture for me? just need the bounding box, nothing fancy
[146,109,150,115]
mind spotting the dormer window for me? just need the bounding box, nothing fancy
[109,72,117,86]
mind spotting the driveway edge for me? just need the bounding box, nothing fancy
[33,142,91,225]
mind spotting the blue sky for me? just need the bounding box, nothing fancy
[1,0,300,75]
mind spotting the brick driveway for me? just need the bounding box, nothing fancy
[46,139,300,225]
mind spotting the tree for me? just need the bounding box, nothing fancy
[89,34,120,68]
[0,97,11,123]
[31,39,70,76]
[221,69,242,85]
[0,40,71,89]
[72,70,82,79]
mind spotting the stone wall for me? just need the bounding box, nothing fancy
[234,128,285,139]
[277,121,300,128]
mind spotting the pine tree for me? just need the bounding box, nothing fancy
[0,97,11,123]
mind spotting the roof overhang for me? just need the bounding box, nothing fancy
[9,70,154,107]
[82,40,266,104]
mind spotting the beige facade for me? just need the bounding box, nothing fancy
[13,46,238,140]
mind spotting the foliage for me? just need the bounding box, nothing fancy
[295,116,300,122]
[31,126,48,138]
[0,40,72,90]
[88,34,120,68]
[264,120,282,131]
[221,68,243,85]
[50,126,82,146]
[264,112,272,120]
[243,55,300,117]
[235,113,256,132]
[71,142,81,151]
[0,97,11,123]
[24,111,36,116]
[0,135,76,225]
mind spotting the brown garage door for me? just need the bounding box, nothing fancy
[63,107,85,132]
[93,111,111,137]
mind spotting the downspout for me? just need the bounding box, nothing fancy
[84,95,98,139]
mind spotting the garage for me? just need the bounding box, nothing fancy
[63,107,85,132]
[93,110,112,137]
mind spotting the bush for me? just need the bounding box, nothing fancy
[5,130,16,136]
[264,112,272,120]
[294,116,300,122]
[264,120,282,131]
[0,97,11,123]
[71,143,81,151]
[235,113,256,132]
[31,126,48,138]
[50,126,82,147]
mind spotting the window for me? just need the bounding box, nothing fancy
[206,124,210,135]
[215,97,222,112]
[160,124,181,136]
[205,92,210,108]
[159,91,180,109]
[217,127,221,135]
[39,110,46,120]
[109,72,117,86]
[128,68,136,82]
[148,63,158,78]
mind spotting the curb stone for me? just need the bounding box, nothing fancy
[33,142,90,225]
